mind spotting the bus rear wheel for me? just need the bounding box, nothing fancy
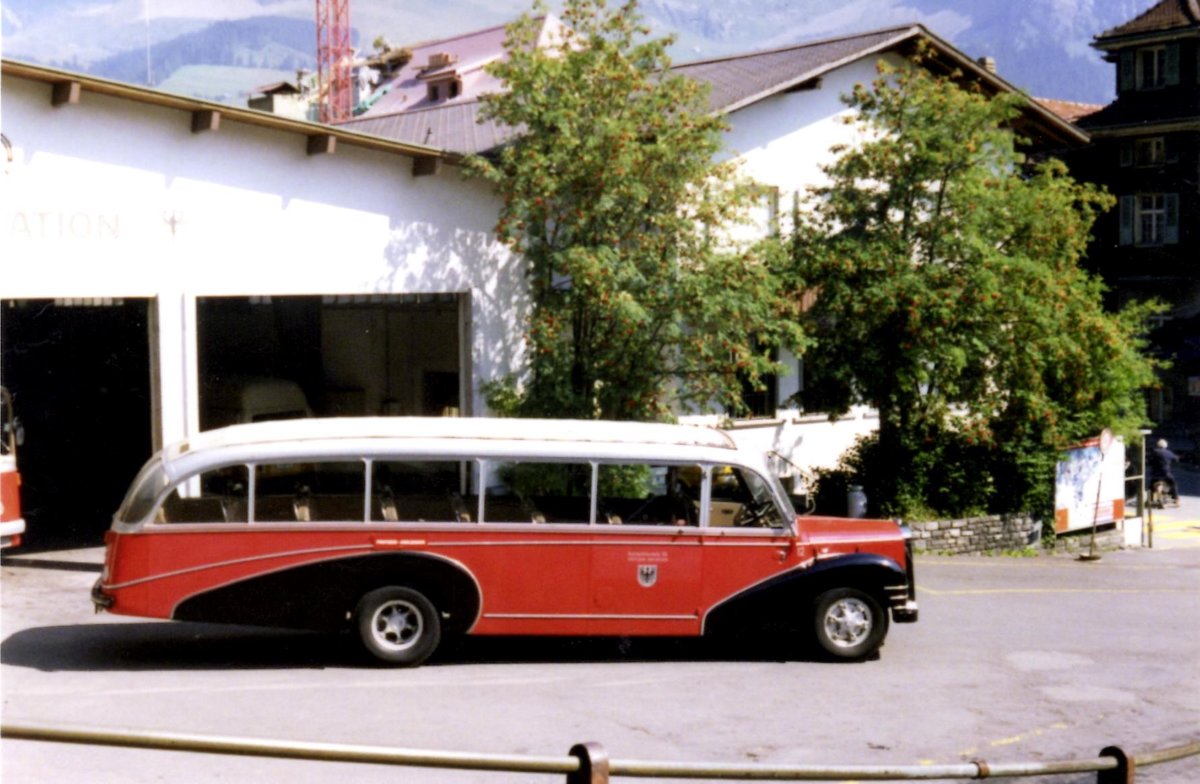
[354,586,441,667]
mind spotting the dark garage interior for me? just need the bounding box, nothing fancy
[1,299,152,548]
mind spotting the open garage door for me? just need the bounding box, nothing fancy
[197,294,467,430]
[0,299,152,547]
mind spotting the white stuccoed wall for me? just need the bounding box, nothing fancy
[1,74,527,448]
[698,55,899,471]
[2,52,895,469]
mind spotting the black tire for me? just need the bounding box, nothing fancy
[812,587,887,661]
[354,586,441,667]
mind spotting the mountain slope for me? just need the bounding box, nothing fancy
[4,1,1154,106]
[86,16,319,88]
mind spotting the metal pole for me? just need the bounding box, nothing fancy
[568,742,610,784]
[0,723,577,775]
[1097,746,1133,784]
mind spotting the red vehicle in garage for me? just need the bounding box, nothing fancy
[1,386,26,549]
[92,417,917,666]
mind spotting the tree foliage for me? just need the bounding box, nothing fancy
[468,0,803,421]
[793,55,1162,518]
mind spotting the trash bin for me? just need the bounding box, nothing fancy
[847,485,867,518]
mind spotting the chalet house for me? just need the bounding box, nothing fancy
[1071,0,1200,427]
[0,21,1083,543]
[339,18,1088,452]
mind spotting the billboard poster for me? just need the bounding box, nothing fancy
[1054,434,1125,534]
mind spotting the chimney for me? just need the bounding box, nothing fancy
[977,56,997,74]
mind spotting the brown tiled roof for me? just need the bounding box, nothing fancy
[1076,95,1199,129]
[1035,98,1104,123]
[339,25,926,155]
[1097,0,1200,41]
[340,23,1085,155]
[671,26,918,115]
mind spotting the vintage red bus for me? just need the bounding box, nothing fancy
[92,417,917,666]
[1,386,26,549]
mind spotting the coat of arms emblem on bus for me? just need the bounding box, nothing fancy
[637,564,658,587]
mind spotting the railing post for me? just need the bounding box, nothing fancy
[1098,745,1134,784]
[567,742,609,784]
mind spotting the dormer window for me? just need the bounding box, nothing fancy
[427,79,462,102]
[420,52,462,103]
[1118,44,1180,92]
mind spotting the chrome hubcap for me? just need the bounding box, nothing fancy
[372,599,422,652]
[824,597,872,647]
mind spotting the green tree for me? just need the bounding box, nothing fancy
[794,55,1161,518]
[468,0,803,421]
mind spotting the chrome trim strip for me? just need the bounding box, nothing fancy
[104,544,373,590]
[701,540,788,547]
[437,539,703,547]
[483,612,697,621]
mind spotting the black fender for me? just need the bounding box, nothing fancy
[172,552,482,635]
[703,553,905,637]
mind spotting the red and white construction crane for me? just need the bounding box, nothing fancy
[315,0,353,123]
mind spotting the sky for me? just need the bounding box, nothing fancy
[0,0,1165,104]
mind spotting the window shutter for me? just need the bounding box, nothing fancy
[1164,194,1179,244]
[1119,50,1135,92]
[1119,195,1134,245]
[1165,44,1180,86]
[1119,141,1133,167]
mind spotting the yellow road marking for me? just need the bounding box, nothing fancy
[917,558,1176,570]
[945,720,1082,765]
[918,585,1197,596]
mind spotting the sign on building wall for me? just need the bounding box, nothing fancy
[1054,432,1125,533]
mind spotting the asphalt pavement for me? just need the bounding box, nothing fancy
[2,469,1198,783]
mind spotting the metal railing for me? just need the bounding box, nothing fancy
[3,722,1198,782]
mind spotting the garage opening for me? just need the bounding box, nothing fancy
[197,294,467,430]
[0,298,153,548]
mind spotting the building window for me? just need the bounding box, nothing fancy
[754,185,781,237]
[1138,46,1169,88]
[426,79,461,103]
[1119,193,1179,246]
[1120,137,1178,167]
[1120,44,1180,91]
[1135,137,1166,166]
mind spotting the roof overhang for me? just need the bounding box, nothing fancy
[1,59,459,165]
[1093,27,1200,53]
[707,25,1089,149]
[1086,118,1200,137]
[901,26,1091,148]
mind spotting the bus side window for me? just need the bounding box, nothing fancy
[485,462,591,523]
[255,462,365,522]
[597,463,701,526]
[158,466,248,524]
[371,460,474,523]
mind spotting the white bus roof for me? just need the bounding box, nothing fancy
[166,416,737,464]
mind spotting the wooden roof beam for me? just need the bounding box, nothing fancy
[307,134,337,156]
[51,81,81,107]
[191,110,221,134]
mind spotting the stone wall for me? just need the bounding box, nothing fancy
[908,514,1133,554]
[908,514,1042,554]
